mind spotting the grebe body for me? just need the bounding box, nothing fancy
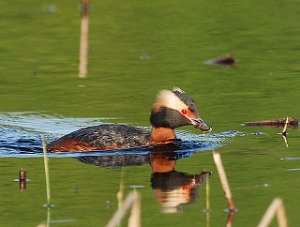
[47,124,150,152]
[47,88,211,152]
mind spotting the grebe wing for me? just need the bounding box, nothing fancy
[47,124,151,152]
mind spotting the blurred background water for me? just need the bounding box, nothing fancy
[0,0,300,226]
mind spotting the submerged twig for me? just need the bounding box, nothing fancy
[257,198,288,227]
[212,152,235,211]
[41,135,51,206]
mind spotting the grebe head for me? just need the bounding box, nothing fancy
[150,87,211,131]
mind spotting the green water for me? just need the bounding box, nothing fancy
[1,0,300,226]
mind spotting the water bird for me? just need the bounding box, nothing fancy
[47,88,211,152]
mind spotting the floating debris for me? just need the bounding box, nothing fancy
[245,117,298,128]
[204,54,236,67]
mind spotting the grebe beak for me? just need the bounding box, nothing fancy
[190,118,212,132]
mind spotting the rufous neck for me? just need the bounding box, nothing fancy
[150,127,176,144]
[151,155,176,172]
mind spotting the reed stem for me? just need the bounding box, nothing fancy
[128,191,141,227]
[212,152,235,210]
[79,0,89,78]
[282,116,289,148]
[257,198,288,227]
[106,191,141,227]
[41,135,51,206]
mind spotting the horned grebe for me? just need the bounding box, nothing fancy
[47,88,211,152]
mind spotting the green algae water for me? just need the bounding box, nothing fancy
[1,0,300,226]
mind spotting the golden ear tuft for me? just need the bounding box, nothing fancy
[154,89,188,111]
[172,87,185,93]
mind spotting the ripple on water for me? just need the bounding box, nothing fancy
[0,112,243,158]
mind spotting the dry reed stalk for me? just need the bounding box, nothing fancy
[257,198,288,227]
[79,0,89,78]
[128,192,141,227]
[212,152,235,210]
[41,135,51,206]
[19,168,27,191]
[106,191,141,227]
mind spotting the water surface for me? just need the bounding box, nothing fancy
[1,0,300,226]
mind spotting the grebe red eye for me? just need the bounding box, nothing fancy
[181,109,187,115]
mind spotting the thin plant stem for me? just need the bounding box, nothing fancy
[42,135,51,206]
[46,207,51,227]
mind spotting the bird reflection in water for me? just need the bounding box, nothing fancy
[78,143,212,214]
[150,151,211,213]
